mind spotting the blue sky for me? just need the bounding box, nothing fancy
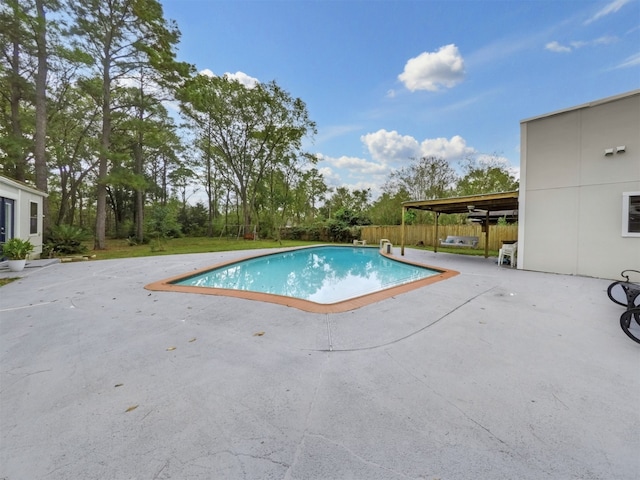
[160,0,640,200]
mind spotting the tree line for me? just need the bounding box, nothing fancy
[0,0,518,250]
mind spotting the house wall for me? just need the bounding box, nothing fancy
[0,175,47,259]
[519,90,640,279]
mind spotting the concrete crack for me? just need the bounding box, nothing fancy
[310,286,498,352]
[283,352,330,480]
[552,392,570,410]
[326,314,333,351]
[307,433,416,479]
[385,351,510,447]
[151,458,170,479]
[214,450,290,469]
[385,350,557,477]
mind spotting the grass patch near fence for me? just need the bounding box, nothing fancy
[78,237,498,261]
[82,237,322,261]
[47,236,501,262]
[411,244,500,257]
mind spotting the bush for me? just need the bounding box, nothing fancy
[145,204,182,239]
[145,204,182,251]
[45,225,89,256]
[279,224,326,241]
[178,202,209,236]
[327,219,356,243]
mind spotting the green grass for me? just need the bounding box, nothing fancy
[411,244,500,257]
[64,236,497,262]
[82,237,323,261]
[0,278,18,287]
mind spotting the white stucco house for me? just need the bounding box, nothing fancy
[0,175,48,259]
[518,90,640,279]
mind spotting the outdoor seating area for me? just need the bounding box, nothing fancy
[0,248,637,479]
[439,235,479,248]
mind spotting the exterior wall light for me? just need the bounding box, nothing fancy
[616,145,626,153]
[604,148,614,156]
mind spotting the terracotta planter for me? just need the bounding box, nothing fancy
[7,259,26,272]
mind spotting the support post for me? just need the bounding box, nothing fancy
[401,206,406,255]
[484,211,490,258]
[434,212,440,253]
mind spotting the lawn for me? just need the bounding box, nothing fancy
[412,244,500,257]
[72,237,499,261]
[82,237,323,261]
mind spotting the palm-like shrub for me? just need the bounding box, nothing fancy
[45,225,89,255]
[1,238,34,260]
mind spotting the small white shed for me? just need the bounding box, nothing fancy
[0,175,48,259]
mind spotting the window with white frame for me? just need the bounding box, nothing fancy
[622,192,640,237]
[30,202,38,235]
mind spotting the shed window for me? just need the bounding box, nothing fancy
[622,192,640,237]
[30,202,38,235]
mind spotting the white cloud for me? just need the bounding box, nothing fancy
[614,52,640,69]
[476,153,510,167]
[419,135,475,159]
[592,35,618,45]
[360,129,476,166]
[584,0,630,25]
[315,132,519,200]
[341,180,381,195]
[398,44,465,92]
[545,41,572,53]
[225,71,259,88]
[321,154,388,175]
[509,166,521,182]
[198,69,259,88]
[546,36,619,53]
[314,156,388,197]
[316,166,341,186]
[361,130,420,164]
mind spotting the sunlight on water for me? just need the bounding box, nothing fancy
[174,246,439,304]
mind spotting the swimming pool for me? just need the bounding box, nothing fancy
[146,245,458,313]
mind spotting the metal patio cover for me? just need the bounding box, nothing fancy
[400,190,520,258]
[402,191,519,215]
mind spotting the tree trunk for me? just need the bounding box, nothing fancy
[94,51,111,250]
[205,122,214,236]
[134,79,145,242]
[134,142,144,242]
[10,36,26,182]
[34,0,49,232]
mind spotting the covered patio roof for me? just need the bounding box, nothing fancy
[402,190,519,215]
[400,191,520,258]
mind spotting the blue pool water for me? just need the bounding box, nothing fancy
[174,246,441,304]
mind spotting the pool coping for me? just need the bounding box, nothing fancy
[144,245,459,313]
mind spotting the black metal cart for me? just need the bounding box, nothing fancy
[607,270,640,344]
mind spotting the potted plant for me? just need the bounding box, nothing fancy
[1,237,34,272]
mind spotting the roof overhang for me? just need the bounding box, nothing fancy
[402,191,519,215]
[0,174,48,197]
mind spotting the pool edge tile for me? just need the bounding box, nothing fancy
[144,247,459,314]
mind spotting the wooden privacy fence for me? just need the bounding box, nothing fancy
[360,224,518,251]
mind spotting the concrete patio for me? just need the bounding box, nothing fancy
[1,247,638,479]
